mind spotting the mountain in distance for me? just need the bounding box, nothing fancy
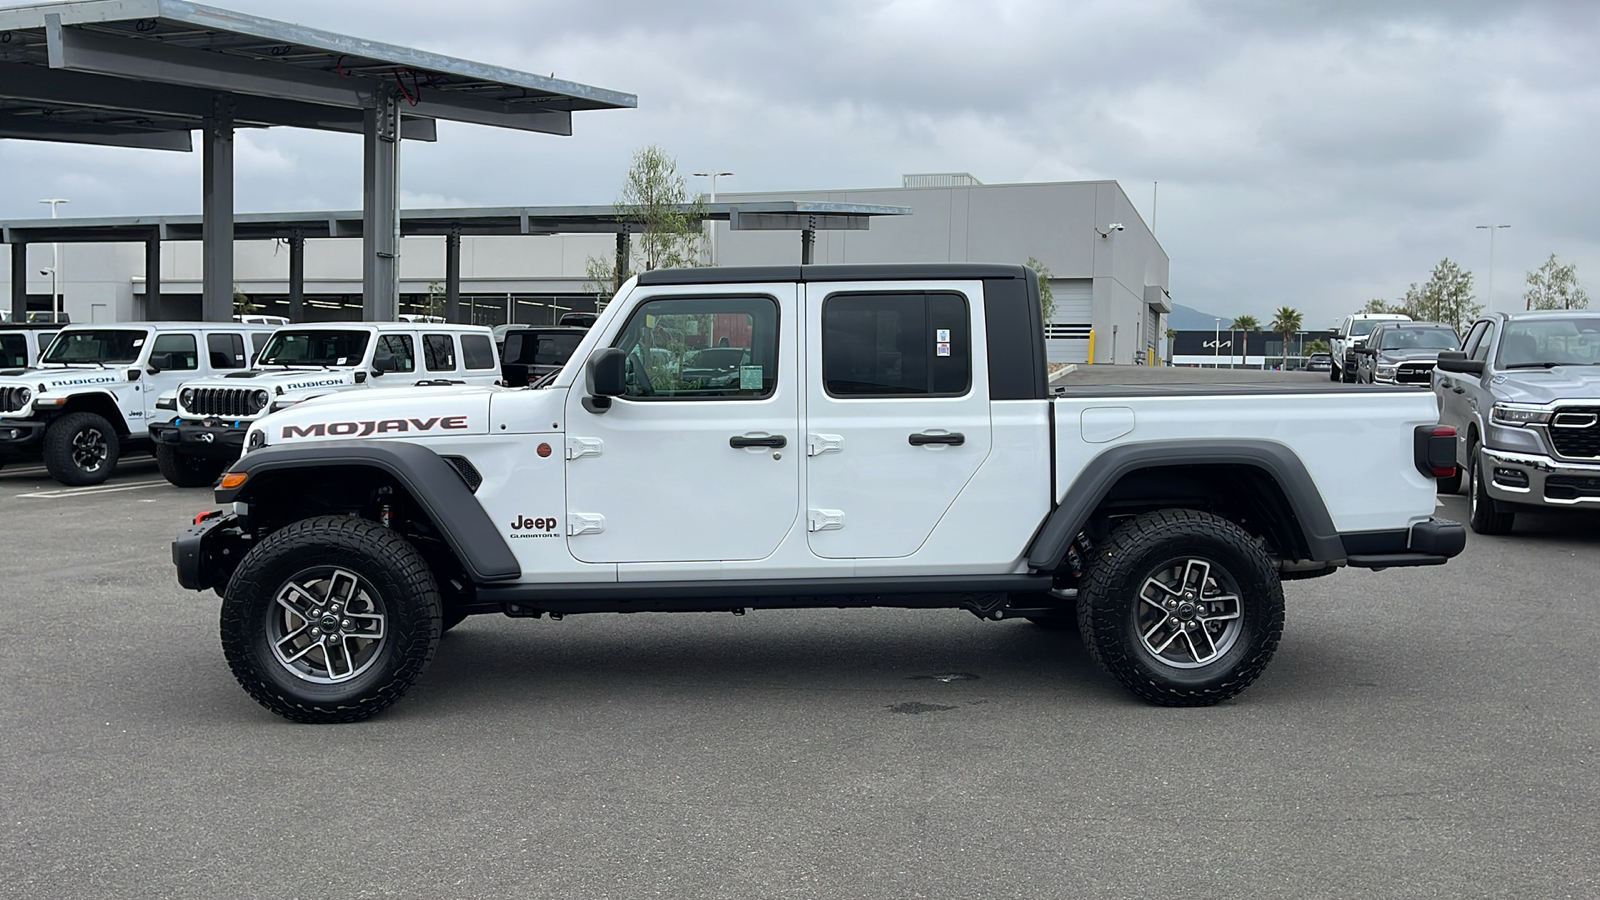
[1167,303,1230,331]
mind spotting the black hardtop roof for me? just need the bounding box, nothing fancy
[0,322,63,330]
[636,263,1031,286]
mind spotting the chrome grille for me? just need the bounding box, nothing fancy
[1548,406,1600,459]
[1396,363,1434,384]
[0,385,29,412]
[182,387,265,419]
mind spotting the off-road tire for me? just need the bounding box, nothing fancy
[43,411,119,486]
[1328,363,1339,382]
[220,515,442,723]
[1468,445,1514,535]
[156,443,228,488]
[1077,509,1284,706]
[440,605,470,634]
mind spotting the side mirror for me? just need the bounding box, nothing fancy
[371,353,395,375]
[147,352,172,374]
[583,347,626,413]
[1435,351,1484,375]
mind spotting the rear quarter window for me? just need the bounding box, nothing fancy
[461,333,496,370]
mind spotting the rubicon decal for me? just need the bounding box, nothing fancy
[283,377,348,391]
[48,375,119,387]
[281,415,470,439]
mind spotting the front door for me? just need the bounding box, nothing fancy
[143,331,201,420]
[562,284,800,564]
[803,281,993,559]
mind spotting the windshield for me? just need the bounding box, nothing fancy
[40,329,147,364]
[504,331,584,366]
[1379,328,1460,351]
[1498,316,1600,368]
[1350,319,1389,337]
[256,330,372,367]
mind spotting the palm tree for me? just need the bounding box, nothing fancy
[1270,306,1303,369]
[1229,315,1259,332]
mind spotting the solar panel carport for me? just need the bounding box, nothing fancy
[0,0,635,321]
[0,201,912,322]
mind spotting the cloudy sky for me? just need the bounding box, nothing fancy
[1,0,1596,327]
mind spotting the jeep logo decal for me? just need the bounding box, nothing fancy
[281,415,469,439]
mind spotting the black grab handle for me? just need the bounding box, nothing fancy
[908,432,965,446]
[730,435,787,449]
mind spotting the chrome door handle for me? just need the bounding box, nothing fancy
[909,432,965,446]
[730,434,786,449]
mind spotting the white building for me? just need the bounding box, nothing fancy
[2,176,1170,364]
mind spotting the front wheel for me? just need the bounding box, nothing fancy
[220,516,442,723]
[1078,509,1284,706]
[156,444,230,488]
[1468,447,1514,535]
[43,411,120,486]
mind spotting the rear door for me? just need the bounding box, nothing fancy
[562,283,800,563]
[803,280,992,559]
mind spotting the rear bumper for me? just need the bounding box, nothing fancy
[1342,517,1467,568]
[149,418,248,459]
[1481,447,1600,508]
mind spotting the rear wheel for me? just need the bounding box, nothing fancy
[220,516,442,723]
[156,444,229,488]
[43,411,119,486]
[1468,446,1515,535]
[1078,509,1284,706]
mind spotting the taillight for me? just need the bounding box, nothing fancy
[1415,424,1458,477]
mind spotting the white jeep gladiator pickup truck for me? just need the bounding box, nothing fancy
[173,264,1465,722]
[150,322,500,486]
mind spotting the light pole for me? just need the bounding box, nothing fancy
[39,198,69,322]
[1476,224,1509,312]
[693,170,733,265]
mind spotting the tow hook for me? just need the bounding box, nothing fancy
[192,510,222,525]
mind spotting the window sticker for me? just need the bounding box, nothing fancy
[936,328,950,343]
[133,338,145,346]
[336,357,348,365]
[936,342,951,357]
[739,365,764,390]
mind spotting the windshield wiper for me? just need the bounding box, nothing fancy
[1503,362,1561,369]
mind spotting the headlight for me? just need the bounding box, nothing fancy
[251,390,271,413]
[16,387,31,406]
[1492,404,1552,427]
[1376,365,1397,377]
[180,388,196,410]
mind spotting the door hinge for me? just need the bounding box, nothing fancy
[807,433,843,457]
[566,436,603,460]
[567,513,605,537]
[807,508,845,532]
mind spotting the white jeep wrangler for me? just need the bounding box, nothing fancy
[150,322,500,486]
[0,321,274,484]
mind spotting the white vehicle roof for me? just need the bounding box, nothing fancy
[53,320,276,333]
[270,321,491,334]
[1345,313,1412,321]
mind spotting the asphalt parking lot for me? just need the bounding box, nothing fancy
[2,447,1598,899]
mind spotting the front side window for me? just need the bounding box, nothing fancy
[0,334,26,368]
[611,295,778,399]
[822,291,971,397]
[461,333,496,370]
[1470,322,1497,362]
[377,334,416,373]
[423,334,457,372]
[1498,316,1600,368]
[151,333,199,371]
[1460,321,1489,358]
[256,330,371,367]
[41,329,147,364]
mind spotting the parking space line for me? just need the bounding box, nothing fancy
[16,480,169,499]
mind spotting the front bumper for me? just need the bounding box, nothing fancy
[149,417,250,459]
[1481,446,1600,508]
[0,417,46,450]
[173,511,249,591]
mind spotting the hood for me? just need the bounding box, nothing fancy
[251,384,496,447]
[1490,367,1600,405]
[183,368,361,395]
[1376,348,1449,365]
[0,367,125,391]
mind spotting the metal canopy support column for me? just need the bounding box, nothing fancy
[444,227,462,324]
[144,233,161,321]
[201,95,235,323]
[287,230,305,322]
[800,220,816,265]
[362,87,402,321]
[614,230,630,295]
[10,243,26,322]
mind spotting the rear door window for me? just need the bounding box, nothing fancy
[0,334,26,368]
[206,332,247,369]
[821,291,971,397]
[423,334,457,372]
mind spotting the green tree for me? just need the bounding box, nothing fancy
[1362,298,1401,314]
[422,281,446,319]
[1523,253,1589,310]
[1410,258,1479,332]
[1026,257,1055,322]
[1305,338,1330,354]
[1270,306,1303,367]
[1229,315,1259,332]
[586,145,707,301]
[232,286,258,316]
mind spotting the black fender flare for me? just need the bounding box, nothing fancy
[217,440,521,583]
[1025,440,1344,570]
